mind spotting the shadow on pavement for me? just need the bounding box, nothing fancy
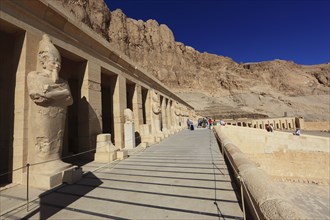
[22,172,102,220]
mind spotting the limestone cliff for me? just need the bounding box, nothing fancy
[54,0,330,121]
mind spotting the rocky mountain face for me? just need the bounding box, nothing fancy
[55,0,330,121]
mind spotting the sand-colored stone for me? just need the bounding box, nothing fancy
[94,134,119,163]
[217,125,330,183]
[55,0,329,121]
[304,121,330,131]
[27,34,73,174]
[117,150,128,160]
[1,0,193,187]
[214,126,308,219]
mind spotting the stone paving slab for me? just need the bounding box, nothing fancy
[1,129,243,219]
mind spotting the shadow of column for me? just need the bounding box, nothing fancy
[22,172,103,219]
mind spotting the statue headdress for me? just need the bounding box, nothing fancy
[38,34,61,64]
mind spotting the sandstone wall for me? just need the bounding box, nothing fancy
[214,126,308,219]
[219,125,329,153]
[304,121,330,131]
[217,125,330,184]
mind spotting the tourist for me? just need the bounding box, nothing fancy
[293,128,301,136]
[202,118,207,128]
[189,119,194,131]
[220,119,226,126]
[208,118,213,129]
[197,118,202,128]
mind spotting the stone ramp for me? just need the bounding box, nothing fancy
[2,129,243,219]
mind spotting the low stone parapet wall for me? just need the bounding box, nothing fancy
[304,121,330,131]
[216,125,330,184]
[218,125,329,153]
[214,126,307,219]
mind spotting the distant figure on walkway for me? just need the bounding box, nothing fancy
[189,120,194,131]
[220,119,226,126]
[197,118,202,128]
[202,118,207,128]
[208,118,213,129]
[265,124,273,132]
[293,128,301,136]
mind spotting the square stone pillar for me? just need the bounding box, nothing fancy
[145,89,152,126]
[140,124,156,145]
[133,85,143,133]
[166,100,173,133]
[149,90,164,140]
[113,75,126,149]
[171,103,178,132]
[161,98,169,137]
[12,32,35,183]
[79,61,102,157]
[161,97,167,130]
[124,122,136,149]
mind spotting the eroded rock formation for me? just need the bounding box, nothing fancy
[55,0,330,121]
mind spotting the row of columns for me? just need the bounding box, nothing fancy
[227,117,301,130]
[0,0,194,188]
[87,66,189,150]
[0,30,191,186]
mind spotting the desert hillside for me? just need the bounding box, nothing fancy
[55,0,330,121]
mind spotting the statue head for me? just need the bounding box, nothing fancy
[38,34,61,82]
[151,90,159,103]
[124,108,134,123]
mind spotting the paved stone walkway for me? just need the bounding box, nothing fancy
[1,129,243,219]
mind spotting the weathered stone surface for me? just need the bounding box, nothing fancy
[55,0,111,40]
[124,122,136,149]
[215,126,308,219]
[57,0,330,121]
[95,133,119,162]
[27,34,73,175]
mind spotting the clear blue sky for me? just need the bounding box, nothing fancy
[104,0,329,65]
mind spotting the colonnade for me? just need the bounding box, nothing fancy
[225,117,304,131]
[0,0,194,187]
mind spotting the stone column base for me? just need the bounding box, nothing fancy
[117,150,128,160]
[94,151,118,163]
[25,166,82,190]
[94,134,119,163]
[138,142,148,149]
[141,135,156,145]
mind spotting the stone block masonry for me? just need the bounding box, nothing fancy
[0,0,194,187]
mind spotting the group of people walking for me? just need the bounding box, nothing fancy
[186,118,226,131]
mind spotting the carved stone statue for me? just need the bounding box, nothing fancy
[123,108,136,149]
[151,90,161,133]
[173,101,181,129]
[124,108,134,123]
[174,101,181,116]
[27,34,73,174]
